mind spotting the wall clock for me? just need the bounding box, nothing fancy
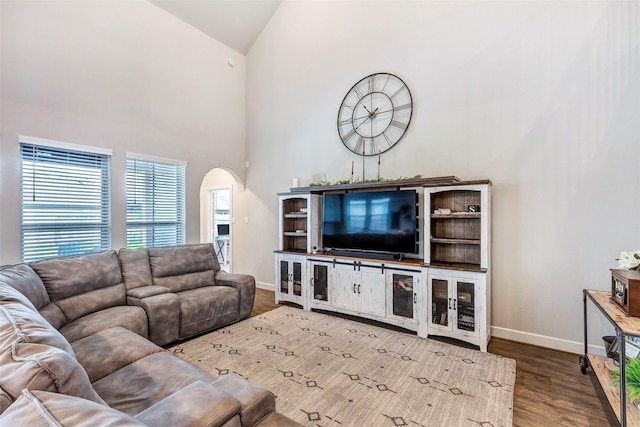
[337,73,413,156]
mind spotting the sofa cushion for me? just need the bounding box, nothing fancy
[92,352,217,416]
[59,306,148,343]
[134,380,242,427]
[0,386,10,415]
[71,327,163,383]
[30,251,126,322]
[149,244,219,292]
[0,264,49,311]
[55,285,128,324]
[179,286,239,339]
[0,301,75,357]
[0,341,105,405]
[118,247,153,290]
[0,389,145,426]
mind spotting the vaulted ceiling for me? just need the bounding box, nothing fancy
[149,0,282,55]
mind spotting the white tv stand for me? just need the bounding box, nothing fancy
[274,177,491,351]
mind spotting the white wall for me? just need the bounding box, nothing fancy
[0,0,246,263]
[246,1,640,352]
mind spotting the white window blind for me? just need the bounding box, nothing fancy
[20,143,111,262]
[126,157,185,248]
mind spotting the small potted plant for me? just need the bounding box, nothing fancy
[609,358,640,406]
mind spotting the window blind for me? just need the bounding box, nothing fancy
[20,143,111,262]
[126,157,185,248]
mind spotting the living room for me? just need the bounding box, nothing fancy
[1,0,638,425]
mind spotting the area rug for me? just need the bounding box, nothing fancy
[169,306,515,427]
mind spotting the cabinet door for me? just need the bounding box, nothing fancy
[358,266,386,317]
[292,260,303,297]
[453,278,479,337]
[333,263,358,311]
[279,259,290,294]
[428,275,451,331]
[388,270,419,321]
[310,262,331,305]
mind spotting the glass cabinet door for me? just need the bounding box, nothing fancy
[312,264,329,302]
[431,278,449,327]
[455,280,475,332]
[292,261,302,296]
[392,273,414,319]
[280,260,289,294]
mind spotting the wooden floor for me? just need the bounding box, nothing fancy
[252,288,619,427]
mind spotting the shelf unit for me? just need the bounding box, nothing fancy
[425,184,490,270]
[581,289,640,427]
[275,178,492,351]
[421,183,491,349]
[278,193,321,253]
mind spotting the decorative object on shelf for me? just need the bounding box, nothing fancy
[434,208,452,215]
[467,205,481,213]
[618,250,640,271]
[309,174,423,187]
[611,268,640,316]
[337,73,413,156]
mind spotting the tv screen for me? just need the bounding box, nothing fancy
[322,190,418,255]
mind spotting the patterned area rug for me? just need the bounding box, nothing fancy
[169,306,515,427]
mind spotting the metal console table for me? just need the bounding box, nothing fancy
[581,289,640,426]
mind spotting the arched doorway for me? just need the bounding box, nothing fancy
[200,168,244,273]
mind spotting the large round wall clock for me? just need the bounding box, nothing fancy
[337,73,413,156]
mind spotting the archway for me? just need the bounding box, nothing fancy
[200,168,244,273]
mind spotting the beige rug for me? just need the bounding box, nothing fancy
[169,306,515,427]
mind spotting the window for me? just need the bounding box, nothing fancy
[126,156,186,248]
[20,139,111,262]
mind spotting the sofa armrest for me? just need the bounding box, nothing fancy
[214,272,255,319]
[128,292,180,346]
[134,381,242,427]
[127,285,171,299]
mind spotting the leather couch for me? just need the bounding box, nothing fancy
[0,244,301,426]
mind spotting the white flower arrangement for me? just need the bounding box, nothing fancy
[617,250,640,271]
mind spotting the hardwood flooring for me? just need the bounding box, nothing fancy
[251,288,619,427]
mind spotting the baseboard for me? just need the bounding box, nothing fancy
[491,326,606,357]
[256,281,274,292]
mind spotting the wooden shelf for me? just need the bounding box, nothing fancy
[427,262,485,272]
[431,238,481,245]
[283,232,307,237]
[588,354,640,426]
[284,213,307,218]
[431,213,481,219]
[587,290,640,336]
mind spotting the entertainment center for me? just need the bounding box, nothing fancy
[274,176,492,351]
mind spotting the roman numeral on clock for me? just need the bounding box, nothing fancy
[390,120,408,130]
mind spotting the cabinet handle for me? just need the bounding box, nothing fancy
[353,283,356,293]
[453,299,457,310]
[311,278,314,287]
[448,298,452,310]
[413,293,417,304]
[358,284,361,294]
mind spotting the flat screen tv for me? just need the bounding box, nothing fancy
[322,190,418,255]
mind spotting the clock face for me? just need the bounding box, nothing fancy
[337,73,413,156]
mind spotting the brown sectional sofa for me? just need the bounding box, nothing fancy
[0,243,301,427]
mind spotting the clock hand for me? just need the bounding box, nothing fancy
[355,116,370,130]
